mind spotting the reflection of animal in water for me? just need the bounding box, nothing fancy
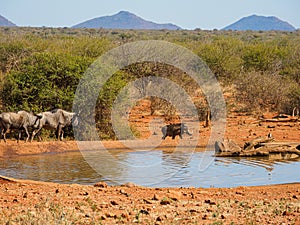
[161,123,192,139]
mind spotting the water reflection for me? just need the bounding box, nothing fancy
[215,157,300,172]
[0,152,100,184]
[0,150,299,187]
[161,150,193,168]
[215,158,275,172]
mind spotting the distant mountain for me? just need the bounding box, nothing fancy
[0,15,16,27]
[72,11,181,30]
[222,15,296,31]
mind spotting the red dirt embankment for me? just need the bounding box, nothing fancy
[0,176,300,224]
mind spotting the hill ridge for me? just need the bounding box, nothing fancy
[0,15,16,27]
[223,14,296,31]
[72,11,181,30]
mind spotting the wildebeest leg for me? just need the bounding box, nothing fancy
[172,134,176,139]
[57,125,63,141]
[3,127,9,143]
[31,130,37,142]
[31,128,42,142]
[17,130,21,143]
[0,128,4,142]
[60,130,64,141]
[24,127,30,142]
[0,127,3,142]
[35,131,43,142]
[3,132,7,143]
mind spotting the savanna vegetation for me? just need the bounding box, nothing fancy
[0,27,299,139]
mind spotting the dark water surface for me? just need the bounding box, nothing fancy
[0,150,299,187]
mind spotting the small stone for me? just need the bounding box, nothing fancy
[105,212,116,218]
[121,212,129,220]
[263,200,270,205]
[139,209,149,215]
[121,182,137,188]
[167,190,182,201]
[293,195,298,199]
[160,198,171,205]
[191,192,195,199]
[143,199,153,204]
[204,199,216,205]
[152,194,160,201]
[202,214,208,220]
[156,216,163,221]
[110,200,119,206]
[94,182,108,188]
[190,209,198,213]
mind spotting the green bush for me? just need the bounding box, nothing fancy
[1,52,92,112]
[193,36,244,82]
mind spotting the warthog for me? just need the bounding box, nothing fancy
[161,123,192,140]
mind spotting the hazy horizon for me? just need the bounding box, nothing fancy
[1,0,299,30]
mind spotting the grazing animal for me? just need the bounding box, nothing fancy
[0,111,41,143]
[31,109,78,141]
[161,123,192,140]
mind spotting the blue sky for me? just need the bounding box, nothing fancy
[1,0,299,29]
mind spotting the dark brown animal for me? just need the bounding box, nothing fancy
[161,123,192,140]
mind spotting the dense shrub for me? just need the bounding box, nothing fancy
[1,52,92,112]
[192,36,244,82]
[0,27,299,139]
[234,72,299,113]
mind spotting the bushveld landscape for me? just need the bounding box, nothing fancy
[0,27,300,224]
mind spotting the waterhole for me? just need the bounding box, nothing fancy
[0,150,299,187]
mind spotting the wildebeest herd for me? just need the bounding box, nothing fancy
[0,109,78,142]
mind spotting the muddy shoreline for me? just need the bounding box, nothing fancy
[0,139,209,158]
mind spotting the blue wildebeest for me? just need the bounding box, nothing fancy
[0,111,41,143]
[31,109,78,141]
[161,123,192,140]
